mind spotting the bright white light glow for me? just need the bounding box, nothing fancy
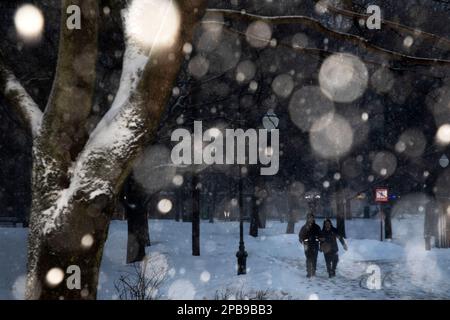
[46,268,64,287]
[172,175,184,186]
[319,53,368,103]
[436,124,450,145]
[158,199,173,214]
[81,234,94,249]
[125,0,181,51]
[14,4,45,40]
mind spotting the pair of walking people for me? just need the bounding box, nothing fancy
[299,214,348,278]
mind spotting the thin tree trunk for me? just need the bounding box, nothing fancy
[192,174,200,256]
[286,195,296,234]
[259,208,266,229]
[384,205,392,240]
[249,194,259,237]
[126,207,149,263]
[209,182,215,223]
[336,191,346,238]
[286,214,296,234]
[345,198,352,220]
[144,212,151,246]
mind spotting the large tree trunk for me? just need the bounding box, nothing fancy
[27,197,113,300]
[23,0,207,299]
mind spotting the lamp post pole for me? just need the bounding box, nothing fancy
[236,105,247,275]
[236,169,247,275]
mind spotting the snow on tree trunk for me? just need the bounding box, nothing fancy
[22,0,207,299]
[0,58,43,137]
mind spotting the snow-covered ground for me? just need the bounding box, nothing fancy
[1,217,450,300]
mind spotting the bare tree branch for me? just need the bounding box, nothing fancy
[0,55,43,137]
[207,8,450,66]
[320,1,450,50]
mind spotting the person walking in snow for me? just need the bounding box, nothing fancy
[319,219,348,278]
[299,213,322,278]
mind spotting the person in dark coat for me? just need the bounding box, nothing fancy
[320,219,348,278]
[299,213,322,278]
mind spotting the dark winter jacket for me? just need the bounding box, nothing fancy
[299,222,322,250]
[320,226,346,254]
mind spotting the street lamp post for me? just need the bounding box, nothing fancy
[236,162,248,275]
[236,104,247,275]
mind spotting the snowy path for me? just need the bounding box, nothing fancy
[1,218,450,300]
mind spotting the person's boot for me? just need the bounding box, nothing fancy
[326,264,332,277]
[307,260,313,278]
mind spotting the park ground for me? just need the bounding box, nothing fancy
[1,216,450,300]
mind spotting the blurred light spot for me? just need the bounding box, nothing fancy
[81,234,94,249]
[80,288,89,298]
[310,114,353,159]
[46,268,64,287]
[200,271,211,283]
[289,86,335,132]
[308,293,319,300]
[292,33,309,49]
[272,74,294,98]
[125,0,180,51]
[249,81,259,92]
[372,151,397,178]
[172,87,180,96]
[168,279,196,299]
[183,42,193,55]
[245,21,272,48]
[263,111,279,130]
[14,4,45,41]
[371,67,395,94]
[157,199,173,214]
[403,36,414,48]
[319,53,368,103]
[172,175,184,186]
[361,112,369,122]
[235,60,256,83]
[436,124,450,145]
[188,55,209,79]
[12,275,26,300]
[439,154,449,168]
